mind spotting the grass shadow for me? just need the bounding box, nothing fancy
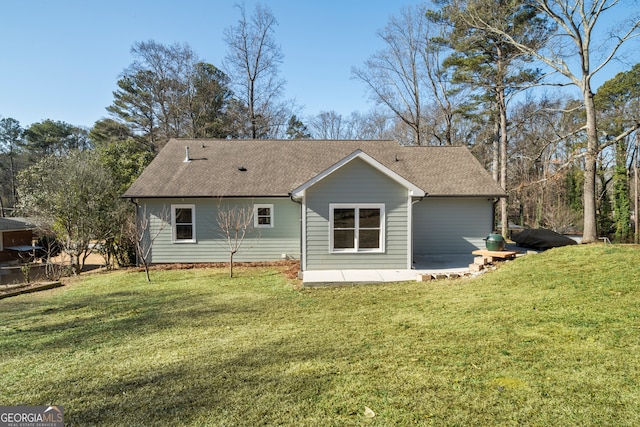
[54,336,341,426]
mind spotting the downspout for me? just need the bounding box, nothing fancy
[289,194,304,276]
[410,195,426,269]
[129,198,140,267]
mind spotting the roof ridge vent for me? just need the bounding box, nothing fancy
[184,146,191,163]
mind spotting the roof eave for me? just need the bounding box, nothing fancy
[123,194,292,199]
[425,193,507,198]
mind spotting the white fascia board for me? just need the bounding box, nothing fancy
[290,150,425,198]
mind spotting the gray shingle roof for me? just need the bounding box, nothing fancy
[0,217,36,231]
[123,139,506,198]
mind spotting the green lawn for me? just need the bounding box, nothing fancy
[1,245,639,426]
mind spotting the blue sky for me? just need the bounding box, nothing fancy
[0,0,636,129]
[0,0,425,128]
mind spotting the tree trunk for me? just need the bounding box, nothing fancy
[229,251,235,278]
[635,134,639,244]
[71,254,82,275]
[492,113,500,183]
[141,257,151,282]
[9,154,16,205]
[582,86,599,243]
[249,80,256,139]
[498,86,508,240]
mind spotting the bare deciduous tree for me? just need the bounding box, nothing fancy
[216,202,259,278]
[353,5,428,146]
[309,111,350,139]
[223,3,288,139]
[130,203,169,282]
[307,110,397,140]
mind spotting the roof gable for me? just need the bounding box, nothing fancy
[291,150,425,198]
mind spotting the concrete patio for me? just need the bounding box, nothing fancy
[301,243,535,286]
[302,253,476,286]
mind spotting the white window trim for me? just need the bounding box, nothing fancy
[329,203,385,253]
[0,231,3,251]
[171,204,196,243]
[254,204,274,228]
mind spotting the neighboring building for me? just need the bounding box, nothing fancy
[0,217,37,263]
[124,139,506,274]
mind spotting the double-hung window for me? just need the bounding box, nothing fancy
[172,204,196,243]
[254,204,274,228]
[330,204,384,252]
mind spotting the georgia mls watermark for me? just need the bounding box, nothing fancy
[0,406,63,427]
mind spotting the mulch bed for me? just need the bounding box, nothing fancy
[136,260,301,280]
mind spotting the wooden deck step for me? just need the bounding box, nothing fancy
[472,249,518,259]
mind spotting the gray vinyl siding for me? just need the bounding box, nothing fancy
[141,198,300,263]
[305,158,409,270]
[413,197,493,255]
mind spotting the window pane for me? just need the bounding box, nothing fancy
[258,207,270,217]
[359,230,380,249]
[258,216,270,225]
[334,230,355,249]
[334,208,355,228]
[359,208,380,228]
[176,225,193,240]
[175,208,192,223]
